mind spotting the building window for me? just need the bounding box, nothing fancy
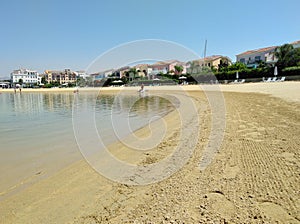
[255,56,261,62]
[240,58,245,63]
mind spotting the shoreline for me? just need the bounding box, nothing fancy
[1,81,299,102]
[0,82,299,223]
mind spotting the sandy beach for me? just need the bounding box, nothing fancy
[0,82,299,223]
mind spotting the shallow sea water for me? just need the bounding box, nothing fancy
[0,91,176,199]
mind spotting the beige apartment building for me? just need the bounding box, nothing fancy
[45,69,77,84]
[187,55,232,73]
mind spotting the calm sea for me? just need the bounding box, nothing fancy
[0,91,176,199]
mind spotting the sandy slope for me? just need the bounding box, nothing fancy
[0,82,299,223]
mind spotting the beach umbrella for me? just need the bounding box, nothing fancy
[179,76,187,80]
[236,71,239,79]
[112,80,123,83]
[274,66,278,77]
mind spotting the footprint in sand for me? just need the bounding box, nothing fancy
[223,165,239,179]
[243,131,264,142]
[206,192,236,220]
[258,201,299,223]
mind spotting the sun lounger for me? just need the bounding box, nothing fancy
[265,77,272,82]
[240,79,245,83]
[277,77,285,82]
[271,77,277,82]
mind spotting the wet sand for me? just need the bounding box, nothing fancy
[0,82,299,223]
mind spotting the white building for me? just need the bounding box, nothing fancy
[236,46,276,68]
[75,70,89,79]
[291,40,300,49]
[236,40,300,68]
[11,69,42,86]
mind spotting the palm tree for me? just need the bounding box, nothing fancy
[174,65,184,75]
[275,44,294,68]
[129,68,137,81]
[187,61,198,74]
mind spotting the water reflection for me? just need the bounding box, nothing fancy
[74,92,179,145]
[6,93,74,116]
[1,92,178,138]
[0,91,178,198]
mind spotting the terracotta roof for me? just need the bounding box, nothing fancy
[116,66,130,71]
[190,55,229,63]
[154,60,182,65]
[134,64,148,68]
[237,46,276,56]
[291,40,300,45]
[202,55,223,61]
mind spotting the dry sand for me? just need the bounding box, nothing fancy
[0,82,299,223]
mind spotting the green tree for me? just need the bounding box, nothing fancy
[129,68,137,81]
[186,61,198,74]
[286,48,300,67]
[76,77,86,87]
[41,76,46,84]
[223,62,247,72]
[86,77,94,86]
[218,60,229,71]
[121,75,128,84]
[257,61,268,69]
[275,44,294,69]
[174,65,184,75]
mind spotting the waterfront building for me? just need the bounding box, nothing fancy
[149,60,187,78]
[45,69,77,84]
[10,68,41,86]
[187,55,232,73]
[236,40,300,68]
[91,69,115,80]
[291,40,300,49]
[133,64,148,78]
[75,71,89,79]
[236,46,276,68]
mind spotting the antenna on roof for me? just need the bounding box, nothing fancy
[204,39,207,58]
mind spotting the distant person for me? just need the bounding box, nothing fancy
[19,88,21,93]
[139,84,144,92]
[14,86,16,94]
[138,84,148,98]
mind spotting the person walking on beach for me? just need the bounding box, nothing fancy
[14,86,16,94]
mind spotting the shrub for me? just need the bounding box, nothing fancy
[282,66,300,76]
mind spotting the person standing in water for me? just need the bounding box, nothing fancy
[138,83,147,98]
[139,84,144,92]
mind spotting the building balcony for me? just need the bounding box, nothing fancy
[247,60,261,64]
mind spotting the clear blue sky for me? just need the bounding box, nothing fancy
[1,0,300,77]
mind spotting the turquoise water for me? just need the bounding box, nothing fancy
[0,91,176,198]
